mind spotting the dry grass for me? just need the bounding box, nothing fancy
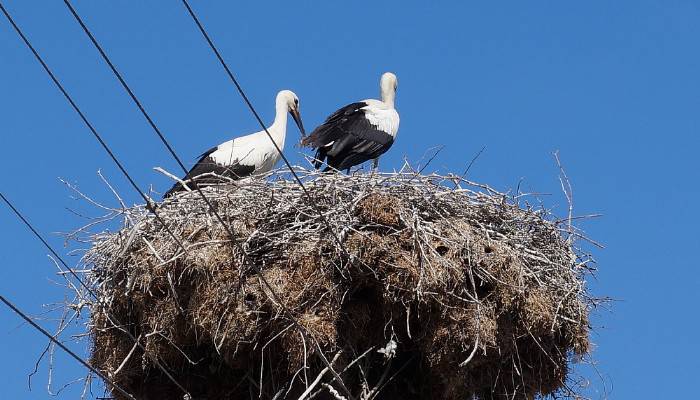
[78,166,597,400]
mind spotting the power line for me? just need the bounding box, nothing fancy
[62,0,320,339]
[3,2,350,397]
[61,0,189,175]
[0,193,191,398]
[62,0,324,301]
[0,1,188,259]
[0,3,191,397]
[66,2,353,395]
[0,192,92,297]
[1,2,327,397]
[61,0,252,271]
[0,294,137,400]
[180,0,351,259]
[179,3,356,397]
[68,2,354,394]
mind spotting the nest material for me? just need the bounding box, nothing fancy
[84,169,593,400]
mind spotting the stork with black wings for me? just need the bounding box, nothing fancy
[164,90,304,197]
[302,72,399,172]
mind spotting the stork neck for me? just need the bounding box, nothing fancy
[272,100,289,127]
[268,101,288,146]
[381,89,395,108]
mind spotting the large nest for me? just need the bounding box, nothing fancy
[82,168,595,400]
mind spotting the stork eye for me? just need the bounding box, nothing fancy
[294,98,299,105]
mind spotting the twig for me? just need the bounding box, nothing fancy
[112,334,142,377]
[297,351,343,400]
[553,150,574,241]
[322,383,347,400]
[453,145,486,189]
[153,166,192,192]
[458,335,480,367]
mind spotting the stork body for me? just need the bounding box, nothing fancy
[302,73,399,172]
[164,90,304,197]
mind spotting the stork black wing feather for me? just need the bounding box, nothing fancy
[302,102,368,147]
[325,134,393,171]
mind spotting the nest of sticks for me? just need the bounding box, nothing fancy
[80,167,595,400]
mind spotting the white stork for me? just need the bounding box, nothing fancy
[301,72,399,172]
[164,90,304,197]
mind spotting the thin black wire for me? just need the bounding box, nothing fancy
[0,192,93,297]
[0,295,137,400]
[0,193,190,398]
[180,3,356,397]
[62,0,346,308]
[62,0,189,175]
[0,3,191,396]
[180,0,351,258]
[0,1,187,258]
[3,2,346,397]
[61,0,249,268]
[3,2,335,396]
[63,0,316,331]
[65,2,353,394]
[61,3,298,367]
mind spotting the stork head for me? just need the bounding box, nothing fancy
[277,90,306,137]
[380,72,398,106]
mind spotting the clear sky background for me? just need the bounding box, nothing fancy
[1,1,698,399]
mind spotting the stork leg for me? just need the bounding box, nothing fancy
[372,158,379,171]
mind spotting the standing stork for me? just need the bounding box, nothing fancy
[164,90,304,197]
[301,72,399,172]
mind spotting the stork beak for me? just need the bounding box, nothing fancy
[290,109,306,138]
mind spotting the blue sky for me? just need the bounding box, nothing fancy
[1,1,698,398]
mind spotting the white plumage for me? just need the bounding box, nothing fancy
[361,99,400,138]
[165,90,304,197]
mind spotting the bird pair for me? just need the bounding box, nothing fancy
[164,72,399,197]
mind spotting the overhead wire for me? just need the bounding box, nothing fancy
[0,194,191,397]
[0,1,188,259]
[0,3,191,397]
[0,294,137,400]
[179,3,358,397]
[62,0,189,174]
[63,3,354,396]
[0,192,92,296]
[179,0,352,258]
[1,1,354,397]
[61,0,264,280]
